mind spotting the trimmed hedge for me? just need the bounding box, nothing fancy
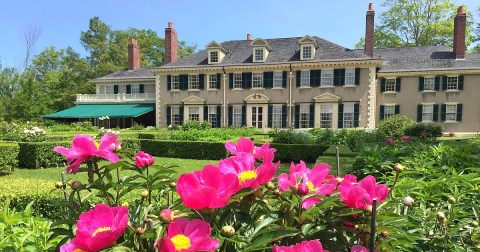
[0,142,19,171]
[270,143,329,163]
[137,133,157,139]
[0,194,65,220]
[140,140,228,160]
[18,141,69,168]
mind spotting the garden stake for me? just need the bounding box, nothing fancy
[61,172,68,201]
[370,199,378,252]
[336,147,340,177]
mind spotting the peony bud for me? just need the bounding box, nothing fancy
[70,180,82,191]
[135,151,155,168]
[297,183,309,196]
[55,182,64,189]
[253,188,262,197]
[437,212,446,221]
[380,231,389,237]
[403,196,414,206]
[393,164,404,172]
[201,208,215,215]
[471,221,479,227]
[170,182,176,188]
[366,205,373,213]
[136,227,145,235]
[429,203,435,208]
[159,209,174,224]
[265,181,275,190]
[221,226,235,237]
[140,189,149,198]
[273,189,281,196]
[448,196,456,204]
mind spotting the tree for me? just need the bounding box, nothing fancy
[473,8,480,52]
[22,25,42,70]
[355,0,474,48]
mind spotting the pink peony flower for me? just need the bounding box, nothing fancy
[225,137,276,162]
[176,165,239,210]
[218,153,279,189]
[402,135,410,141]
[351,245,379,252]
[386,137,394,144]
[135,151,155,168]
[403,196,414,206]
[157,218,219,252]
[60,240,86,252]
[68,204,128,251]
[339,175,389,210]
[159,208,175,224]
[54,134,121,174]
[273,240,326,252]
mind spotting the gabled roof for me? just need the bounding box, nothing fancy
[159,37,370,68]
[93,67,155,82]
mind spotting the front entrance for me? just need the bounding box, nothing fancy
[251,106,264,129]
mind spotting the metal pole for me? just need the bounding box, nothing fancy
[336,147,340,177]
[370,199,378,252]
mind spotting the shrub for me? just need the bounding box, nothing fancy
[0,194,65,220]
[18,142,69,168]
[120,138,141,156]
[137,133,157,139]
[129,122,145,130]
[180,120,211,131]
[309,128,338,145]
[404,123,442,141]
[345,129,387,152]
[140,140,228,160]
[0,142,19,173]
[271,129,312,144]
[378,115,416,138]
[270,143,329,163]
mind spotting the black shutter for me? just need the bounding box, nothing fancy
[355,68,360,85]
[264,72,273,88]
[296,71,301,87]
[353,103,360,127]
[203,106,208,123]
[442,76,447,90]
[167,75,172,90]
[441,104,447,121]
[199,74,205,90]
[268,105,273,128]
[419,77,424,91]
[139,84,144,93]
[229,73,233,89]
[282,71,287,88]
[311,70,321,87]
[294,105,300,128]
[417,105,422,122]
[434,76,440,91]
[338,103,344,128]
[282,105,287,128]
[396,78,401,92]
[216,73,222,89]
[228,106,233,126]
[114,85,118,94]
[458,76,464,90]
[457,104,463,121]
[380,105,385,120]
[334,69,345,86]
[179,106,184,124]
[380,78,386,92]
[241,105,246,127]
[216,106,222,128]
[126,85,131,94]
[166,106,171,126]
[242,72,252,89]
[433,104,439,122]
[180,74,188,90]
[395,105,400,115]
[309,104,314,128]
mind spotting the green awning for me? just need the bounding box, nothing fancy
[42,104,155,119]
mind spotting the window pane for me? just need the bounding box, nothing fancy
[131,84,140,94]
[447,77,458,90]
[106,86,114,94]
[384,105,395,119]
[424,77,435,90]
[189,75,199,90]
[446,104,457,121]
[345,69,355,85]
[252,73,263,88]
[171,75,180,90]
[208,106,217,127]
[209,74,217,89]
[171,106,181,126]
[343,104,354,128]
[385,79,396,92]
[233,106,242,127]
[272,105,283,128]
[422,104,434,122]
[320,105,332,128]
[301,70,310,87]
[303,46,312,59]
[234,73,242,89]
[321,70,333,86]
[273,72,283,88]
[300,105,310,128]
[189,106,199,121]
[210,51,218,63]
[255,49,264,61]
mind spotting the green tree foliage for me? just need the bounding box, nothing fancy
[355,0,474,48]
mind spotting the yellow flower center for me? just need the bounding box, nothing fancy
[307,181,314,191]
[94,141,100,150]
[252,149,256,155]
[73,249,87,252]
[238,170,258,183]
[171,234,191,251]
[92,227,111,237]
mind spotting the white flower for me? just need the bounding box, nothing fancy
[403,196,414,206]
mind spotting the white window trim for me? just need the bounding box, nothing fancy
[421,103,435,123]
[207,74,218,91]
[170,75,180,91]
[188,74,200,91]
[208,50,220,64]
[320,69,334,87]
[344,68,356,86]
[384,78,397,93]
[252,72,264,89]
[273,71,283,88]
[444,103,458,123]
[300,44,315,60]
[253,48,266,62]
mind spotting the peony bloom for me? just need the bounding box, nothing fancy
[225,137,276,162]
[386,137,394,144]
[339,175,389,210]
[69,204,128,251]
[176,165,239,210]
[351,245,379,252]
[60,240,86,252]
[273,240,326,252]
[402,135,410,141]
[218,153,279,189]
[157,218,219,252]
[54,134,121,174]
[135,151,155,168]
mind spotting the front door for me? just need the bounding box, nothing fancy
[251,106,264,128]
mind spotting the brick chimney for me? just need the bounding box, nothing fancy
[165,22,178,64]
[453,6,466,59]
[365,3,375,57]
[247,34,252,40]
[128,37,140,70]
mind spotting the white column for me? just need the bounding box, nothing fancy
[155,75,161,128]
[367,66,377,129]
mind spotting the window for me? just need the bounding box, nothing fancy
[320,105,333,128]
[273,72,283,88]
[300,70,310,87]
[272,105,283,128]
[345,69,355,85]
[233,106,242,127]
[208,74,217,90]
[447,76,458,90]
[171,106,181,126]
[300,105,310,128]
[254,48,264,61]
[424,77,435,91]
[445,104,457,121]
[210,51,219,63]
[252,73,263,88]
[188,75,199,90]
[105,86,114,94]
[171,75,180,90]
[343,104,354,128]
[188,106,200,121]
[302,46,312,59]
[233,73,242,89]
[422,104,434,122]
[385,79,396,92]
[131,84,140,94]
[208,106,217,127]
[321,70,334,86]
[384,105,395,119]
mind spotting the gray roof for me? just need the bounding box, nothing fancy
[372,45,480,73]
[160,37,370,68]
[93,67,154,81]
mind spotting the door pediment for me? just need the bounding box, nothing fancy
[244,93,270,103]
[313,92,341,103]
[182,95,205,104]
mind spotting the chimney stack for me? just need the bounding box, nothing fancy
[364,3,375,57]
[128,37,140,70]
[453,6,466,59]
[165,22,178,64]
[247,34,252,40]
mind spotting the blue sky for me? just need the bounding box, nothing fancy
[0,0,479,68]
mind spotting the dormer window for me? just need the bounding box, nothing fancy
[251,38,271,63]
[206,41,227,64]
[210,51,219,63]
[254,48,264,62]
[302,45,313,59]
[298,35,317,60]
